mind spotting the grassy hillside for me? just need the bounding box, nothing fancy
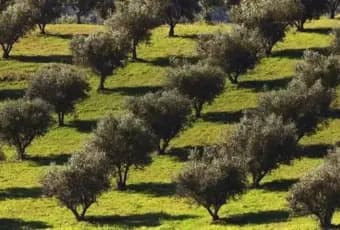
[0,18,339,229]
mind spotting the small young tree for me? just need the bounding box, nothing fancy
[176,147,247,221]
[26,64,90,126]
[293,0,328,31]
[0,1,36,58]
[167,61,225,118]
[29,0,62,34]
[295,50,340,89]
[88,114,156,190]
[106,0,161,60]
[327,0,340,19]
[227,114,298,187]
[41,150,111,221]
[255,79,334,140]
[66,0,97,24]
[127,90,192,155]
[0,99,52,160]
[71,31,130,91]
[161,0,200,37]
[288,148,340,229]
[198,26,263,83]
[231,0,302,55]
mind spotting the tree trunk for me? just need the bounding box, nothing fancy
[206,207,220,222]
[252,173,265,188]
[132,39,138,60]
[1,44,11,59]
[76,12,82,24]
[158,140,169,155]
[330,9,336,19]
[16,146,25,161]
[320,213,332,230]
[58,112,65,127]
[296,20,305,32]
[70,208,82,221]
[169,24,175,37]
[194,102,203,119]
[229,74,239,84]
[98,75,106,91]
[38,24,46,34]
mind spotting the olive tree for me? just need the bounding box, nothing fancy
[26,64,90,126]
[95,0,115,19]
[71,31,130,91]
[161,0,200,37]
[41,150,111,221]
[200,0,226,21]
[296,50,340,89]
[176,147,247,221]
[288,148,340,229]
[28,0,62,34]
[198,26,263,83]
[293,0,328,31]
[332,28,340,54]
[167,61,225,118]
[231,0,302,55]
[0,0,11,12]
[255,79,334,140]
[0,99,52,160]
[88,114,156,190]
[226,114,298,187]
[127,90,192,155]
[0,1,36,58]
[327,0,340,19]
[106,0,161,60]
[66,0,97,24]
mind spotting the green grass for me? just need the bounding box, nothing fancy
[0,18,340,229]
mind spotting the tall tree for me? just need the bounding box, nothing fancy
[162,0,200,37]
[71,31,130,91]
[66,0,97,24]
[106,0,161,60]
[327,0,340,19]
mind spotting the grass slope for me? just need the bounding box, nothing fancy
[0,19,339,229]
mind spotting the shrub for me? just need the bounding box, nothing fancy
[231,0,302,55]
[71,31,130,91]
[26,64,90,126]
[176,147,247,221]
[106,0,161,60]
[41,150,111,221]
[226,114,298,187]
[255,79,334,140]
[198,26,263,83]
[127,90,192,154]
[167,61,225,118]
[296,50,340,89]
[288,148,340,229]
[0,1,36,58]
[0,99,52,160]
[88,114,156,190]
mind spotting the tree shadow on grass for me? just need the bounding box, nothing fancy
[10,55,72,64]
[300,144,332,158]
[0,218,51,229]
[0,187,42,200]
[302,27,333,35]
[222,210,290,226]
[260,179,298,192]
[28,153,70,166]
[272,46,330,59]
[87,212,196,228]
[136,56,199,67]
[45,33,74,40]
[167,145,205,162]
[127,182,176,197]
[201,110,243,124]
[67,119,97,133]
[238,77,292,92]
[103,86,162,97]
[0,88,25,101]
[327,109,340,119]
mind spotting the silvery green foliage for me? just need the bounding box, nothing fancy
[226,114,298,187]
[41,150,111,221]
[231,0,303,55]
[167,61,225,118]
[288,148,340,229]
[26,63,90,126]
[0,99,52,160]
[296,50,340,89]
[127,90,192,155]
[176,146,247,221]
[197,26,263,83]
[0,0,36,58]
[89,114,156,190]
[71,31,130,91]
[65,0,97,24]
[255,79,334,140]
[105,0,162,60]
[332,28,340,55]
[327,0,340,18]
